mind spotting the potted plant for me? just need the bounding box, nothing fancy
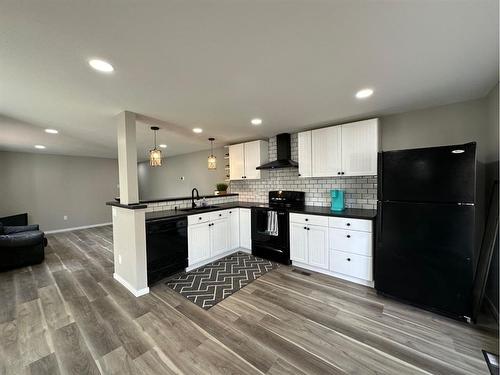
[215,183,228,195]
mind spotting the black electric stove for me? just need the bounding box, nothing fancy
[251,191,305,264]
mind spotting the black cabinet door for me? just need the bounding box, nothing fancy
[375,201,474,318]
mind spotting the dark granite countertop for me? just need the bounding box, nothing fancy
[289,206,377,220]
[145,202,254,221]
[113,193,239,205]
[106,201,148,210]
[144,201,376,222]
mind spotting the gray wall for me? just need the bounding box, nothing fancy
[0,151,119,231]
[138,147,227,200]
[484,83,499,319]
[381,96,493,162]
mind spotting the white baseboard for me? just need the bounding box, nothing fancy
[113,273,149,297]
[291,261,375,288]
[45,222,112,234]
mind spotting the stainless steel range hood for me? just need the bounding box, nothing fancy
[256,133,298,170]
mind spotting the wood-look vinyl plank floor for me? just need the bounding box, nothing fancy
[0,225,496,374]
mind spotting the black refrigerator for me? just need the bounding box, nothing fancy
[375,142,477,321]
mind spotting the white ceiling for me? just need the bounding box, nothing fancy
[0,1,498,159]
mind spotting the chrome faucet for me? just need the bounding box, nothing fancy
[191,188,200,208]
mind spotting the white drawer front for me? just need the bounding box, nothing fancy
[328,217,372,232]
[209,209,229,221]
[329,228,373,256]
[290,213,329,227]
[330,250,373,281]
[188,212,211,225]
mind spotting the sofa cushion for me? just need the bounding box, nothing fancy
[0,231,45,248]
[3,225,40,235]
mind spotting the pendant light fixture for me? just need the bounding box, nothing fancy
[149,126,162,167]
[208,137,217,170]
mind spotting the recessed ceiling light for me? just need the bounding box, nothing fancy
[159,144,167,148]
[45,129,58,134]
[251,118,263,125]
[34,145,46,149]
[192,128,203,133]
[355,88,374,99]
[88,59,114,73]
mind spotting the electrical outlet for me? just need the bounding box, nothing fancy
[63,215,68,221]
[118,255,122,264]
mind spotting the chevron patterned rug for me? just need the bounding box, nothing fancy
[166,252,279,309]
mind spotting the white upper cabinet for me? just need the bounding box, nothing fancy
[229,143,245,181]
[299,118,379,178]
[298,131,312,178]
[244,140,266,180]
[311,126,342,177]
[341,119,379,176]
[229,140,268,180]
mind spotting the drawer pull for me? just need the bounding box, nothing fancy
[229,211,232,213]
[199,217,202,220]
[307,227,310,231]
[347,258,351,262]
[304,226,307,230]
[219,213,222,217]
[346,235,351,238]
[305,218,309,221]
[346,223,351,226]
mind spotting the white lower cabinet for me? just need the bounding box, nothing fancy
[188,221,211,266]
[308,225,329,269]
[290,220,329,270]
[290,222,308,263]
[239,208,252,250]
[188,215,229,268]
[211,218,229,258]
[290,213,374,287]
[228,208,240,250]
[330,250,373,282]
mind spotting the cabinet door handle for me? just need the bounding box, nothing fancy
[199,217,202,220]
[346,223,351,226]
[219,214,222,217]
[346,235,351,238]
[298,173,301,177]
[229,211,232,214]
[305,218,309,221]
[347,258,351,262]
[307,227,310,231]
[303,226,307,230]
[341,172,345,175]
[337,172,341,175]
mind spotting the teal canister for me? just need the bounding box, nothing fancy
[331,189,345,211]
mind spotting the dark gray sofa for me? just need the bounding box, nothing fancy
[0,214,47,271]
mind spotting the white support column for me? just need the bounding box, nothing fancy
[117,111,139,205]
[112,206,148,296]
[112,111,149,296]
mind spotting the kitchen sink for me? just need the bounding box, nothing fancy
[180,205,219,212]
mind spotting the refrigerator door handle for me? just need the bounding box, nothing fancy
[377,152,383,201]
